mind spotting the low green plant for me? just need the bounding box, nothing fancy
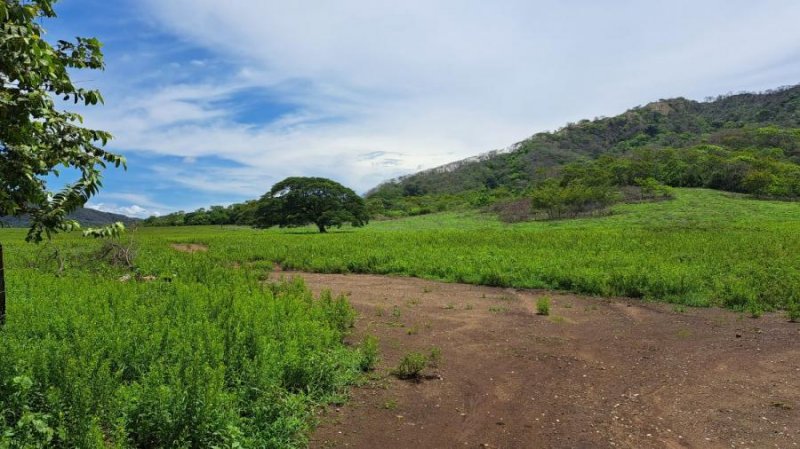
[672,304,687,313]
[428,347,442,368]
[358,335,380,371]
[392,352,429,379]
[537,297,551,316]
[786,300,800,323]
[747,299,763,318]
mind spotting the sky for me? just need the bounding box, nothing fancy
[43,0,800,217]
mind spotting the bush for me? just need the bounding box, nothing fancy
[787,299,800,323]
[358,335,380,371]
[530,181,619,219]
[536,297,551,315]
[392,352,428,380]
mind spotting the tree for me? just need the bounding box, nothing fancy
[255,177,369,233]
[0,0,122,325]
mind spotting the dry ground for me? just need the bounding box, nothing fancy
[273,272,799,449]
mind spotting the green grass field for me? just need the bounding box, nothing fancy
[1,188,798,447]
[130,188,799,310]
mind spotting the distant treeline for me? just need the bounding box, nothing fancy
[143,201,259,227]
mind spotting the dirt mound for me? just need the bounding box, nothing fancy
[169,243,208,253]
[273,272,800,449]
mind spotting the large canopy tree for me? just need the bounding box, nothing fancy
[1,0,122,324]
[256,177,369,233]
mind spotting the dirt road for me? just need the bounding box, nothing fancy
[278,272,799,449]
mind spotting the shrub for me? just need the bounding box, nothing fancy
[786,299,800,323]
[747,298,763,318]
[536,297,551,316]
[319,289,356,332]
[392,352,428,380]
[358,335,380,371]
[530,181,619,220]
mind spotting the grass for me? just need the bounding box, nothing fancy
[392,352,428,380]
[0,188,798,445]
[0,235,366,448]
[536,297,551,316]
[120,188,797,312]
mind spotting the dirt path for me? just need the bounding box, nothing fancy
[276,272,800,449]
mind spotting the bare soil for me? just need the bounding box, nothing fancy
[273,272,800,449]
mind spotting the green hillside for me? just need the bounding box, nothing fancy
[366,85,800,215]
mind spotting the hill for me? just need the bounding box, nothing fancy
[367,85,800,202]
[143,84,800,226]
[1,207,139,228]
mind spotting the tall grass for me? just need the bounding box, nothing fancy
[128,189,798,311]
[0,238,363,448]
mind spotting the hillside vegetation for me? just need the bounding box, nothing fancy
[367,85,800,216]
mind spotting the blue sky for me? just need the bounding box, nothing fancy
[43,0,800,217]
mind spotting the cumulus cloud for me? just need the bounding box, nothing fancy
[85,193,171,218]
[81,0,800,208]
[86,203,159,218]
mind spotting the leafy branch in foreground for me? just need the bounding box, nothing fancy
[0,0,124,243]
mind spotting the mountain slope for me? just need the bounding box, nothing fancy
[368,84,800,197]
[1,207,139,228]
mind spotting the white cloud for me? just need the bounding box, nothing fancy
[86,203,159,218]
[84,1,800,201]
[86,193,172,218]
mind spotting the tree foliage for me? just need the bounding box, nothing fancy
[255,177,368,233]
[0,0,123,242]
[368,85,800,200]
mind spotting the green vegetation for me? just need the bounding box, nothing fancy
[0,0,123,242]
[368,86,800,203]
[536,297,551,316]
[255,177,369,233]
[0,235,365,447]
[390,350,443,380]
[145,177,369,231]
[427,347,442,369]
[358,335,380,371]
[74,189,800,313]
[1,186,797,445]
[392,352,428,379]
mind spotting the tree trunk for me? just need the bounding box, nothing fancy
[0,243,5,327]
[317,223,327,233]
